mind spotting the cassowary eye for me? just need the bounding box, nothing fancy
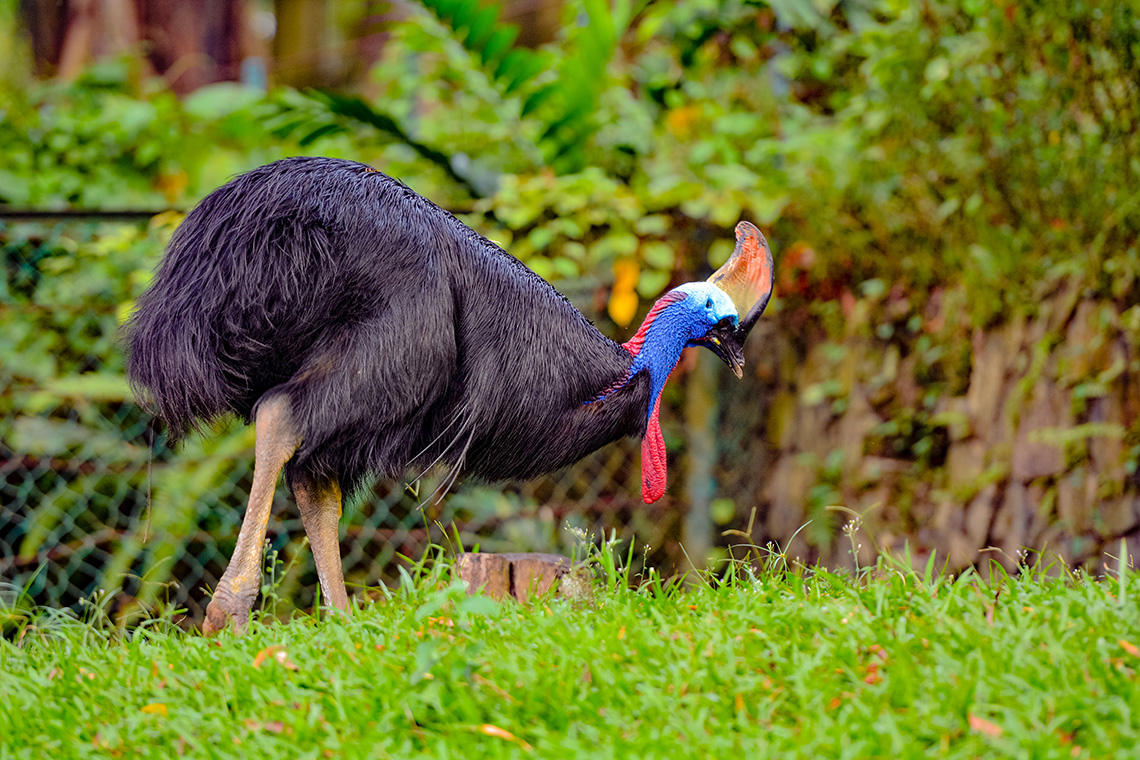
[705,298,712,309]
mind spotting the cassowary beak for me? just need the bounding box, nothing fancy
[694,318,745,379]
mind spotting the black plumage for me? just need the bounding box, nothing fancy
[125,156,772,630]
[127,157,649,499]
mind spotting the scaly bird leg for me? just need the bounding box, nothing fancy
[291,472,350,614]
[203,395,299,634]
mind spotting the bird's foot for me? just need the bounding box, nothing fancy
[202,594,252,635]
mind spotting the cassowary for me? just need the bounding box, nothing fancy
[125,157,773,632]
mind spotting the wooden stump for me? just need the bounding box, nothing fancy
[456,552,591,603]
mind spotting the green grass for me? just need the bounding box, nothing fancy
[2,552,1139,759]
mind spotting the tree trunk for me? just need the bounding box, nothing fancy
[456,552,591,602]
[21,0,246,93]
[272,0,329,88]
[135,0,246,94]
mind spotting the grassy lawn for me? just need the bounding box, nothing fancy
[2,553,1138,759]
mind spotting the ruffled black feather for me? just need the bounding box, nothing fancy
[125,157,649,497]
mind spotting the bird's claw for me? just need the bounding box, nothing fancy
[203,596,250,635]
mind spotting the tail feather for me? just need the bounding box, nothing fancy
[123,159,347,440]
[125,279,239,442]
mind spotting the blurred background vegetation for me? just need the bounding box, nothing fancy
[2,0,1139,623]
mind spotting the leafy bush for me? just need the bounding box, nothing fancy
[4,0,1140,614]
[280,0,1139,328]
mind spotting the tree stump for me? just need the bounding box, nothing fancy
[456,552,591,603]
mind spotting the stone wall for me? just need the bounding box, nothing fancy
[713,288,1140,574]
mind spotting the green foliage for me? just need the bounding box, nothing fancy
[3,559,1139,757]
[275,0,1138,326]
[5,0,1140,613]
[0,64,512,614]
[419,0,537,92]
[0,66,186,209]
[400,0,639,173]
[801,0,1140,323]
[0,217,248,614]
[6,1,1138,318]
[0,59,399,211]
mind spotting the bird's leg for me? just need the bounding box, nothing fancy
[291,472,350,615]
[203,395,299,634]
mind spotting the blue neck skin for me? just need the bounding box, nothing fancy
[589,283,738,418]
[627,307,703,423]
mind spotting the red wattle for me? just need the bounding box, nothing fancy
[624,289,687,502]
[641,395,667,503]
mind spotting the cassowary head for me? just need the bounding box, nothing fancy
[601,221,775,503]
[677,281,746,377]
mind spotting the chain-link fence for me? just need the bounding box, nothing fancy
[0,408,662,622]
[1,218,732,624]
[10,215,1137,625]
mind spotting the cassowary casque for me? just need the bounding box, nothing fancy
[125,157,774,632]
